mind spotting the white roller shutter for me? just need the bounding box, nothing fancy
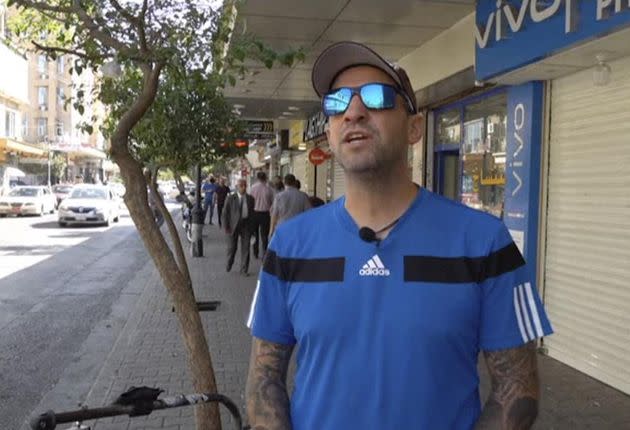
[292,152,308,190]
[332,159,346,200]
[545,55,630,394]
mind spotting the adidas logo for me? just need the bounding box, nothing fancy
[359,255,390,277]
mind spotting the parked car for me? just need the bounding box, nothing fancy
[57,184,121,227]
[52,184,74,205]
[0,186,56,217]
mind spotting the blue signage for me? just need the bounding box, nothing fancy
[504,82,543,285]
[476,0,630,81]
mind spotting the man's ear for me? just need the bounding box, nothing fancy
[407,112,424,145]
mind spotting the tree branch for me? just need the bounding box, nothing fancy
[31,40,97,60]
[108,0,139,24]
[112,61,165,148]
[12,0,74,14]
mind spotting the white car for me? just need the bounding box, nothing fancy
[0,186,56,217]
[58,185,121,227]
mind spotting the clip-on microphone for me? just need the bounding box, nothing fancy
[358,217,401,244]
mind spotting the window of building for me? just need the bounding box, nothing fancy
[22,118,28,138]
[55,120,64,136]
[37,118,48,137]
[435,109,461,146]
[56,87,65,106]
[5,110,16,138]
[57,56,65,74]
[38,86,48,108]
[38,55,48,74]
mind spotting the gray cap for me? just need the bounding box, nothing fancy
[312,41,417,114]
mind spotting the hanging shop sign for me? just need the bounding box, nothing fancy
[304,111,328,142]
[476,0,630,81]
[289,120,306,149]
[308,147,330,166]
[244,120,275,139]
[503,82,543,283]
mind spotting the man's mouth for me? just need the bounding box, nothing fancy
[343,132,370,144]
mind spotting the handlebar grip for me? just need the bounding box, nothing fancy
[30,410,56,430]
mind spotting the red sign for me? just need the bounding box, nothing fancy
[308,147,329,166]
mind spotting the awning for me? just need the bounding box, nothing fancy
[68,146,108,160]
[0,138,45,156]
[4,166,25,177]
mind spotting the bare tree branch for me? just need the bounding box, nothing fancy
[31,40,99,60]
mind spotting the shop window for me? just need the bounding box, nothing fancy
[435,108,461,146]
[461,93,507,218]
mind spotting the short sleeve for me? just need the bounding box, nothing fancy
[479,223,553,351]
[247,246,296,345]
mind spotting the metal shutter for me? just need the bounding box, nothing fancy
[291,152,308,191]
[332,159,345,200]
[545,55,630,394]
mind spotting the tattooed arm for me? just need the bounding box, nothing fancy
[246,337,294,430]
[475,341,540,430]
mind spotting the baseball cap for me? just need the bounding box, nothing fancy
[312,41,418,114]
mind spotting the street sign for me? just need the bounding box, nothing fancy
[308,147,329,165]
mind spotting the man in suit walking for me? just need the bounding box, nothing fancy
[222,178,255,276]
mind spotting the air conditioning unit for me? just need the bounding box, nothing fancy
[39,105,48,111]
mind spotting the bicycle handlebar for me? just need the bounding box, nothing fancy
[30,392,247,430]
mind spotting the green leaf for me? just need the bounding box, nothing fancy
[77,105,85,115]
[227,74,236,87]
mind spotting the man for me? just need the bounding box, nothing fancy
[221,178,254,276]
[271,175,284,193]
[246,41,553,430]
[249,171,275,259]
[201,176,218,224]
[214,177,230,228]
[268,173,311,237]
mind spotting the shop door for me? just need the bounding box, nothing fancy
[435,150,459,201]
[545,56,630,394]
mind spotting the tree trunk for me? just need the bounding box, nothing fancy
[108,64,222,429]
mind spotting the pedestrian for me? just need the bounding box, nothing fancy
[221,178,254,276]
[214,177,230,228]
[268,173,311,237]
[246,41,553,430]
[249,171,275,259]
[201,176,218,225]
[308,195,325,208]
[271,175,284,193]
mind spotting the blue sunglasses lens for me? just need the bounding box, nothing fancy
[323,84,398,116]
[360,83,396,110]
[323,88,352,116]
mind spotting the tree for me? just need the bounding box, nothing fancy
[7,1,302,428]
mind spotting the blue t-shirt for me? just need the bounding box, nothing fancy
[202,182,218,202]
[247,189,553,430]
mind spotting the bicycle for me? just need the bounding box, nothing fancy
[30,386,249,430]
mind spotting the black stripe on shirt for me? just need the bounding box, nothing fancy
[404,242,525,284]
[263,250,345,283]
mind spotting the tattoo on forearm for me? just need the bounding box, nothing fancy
[246,338,294,430]
[476,342,539,430]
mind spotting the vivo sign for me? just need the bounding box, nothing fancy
[475,0,630,80]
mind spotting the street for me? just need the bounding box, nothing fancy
[0,207,163,429]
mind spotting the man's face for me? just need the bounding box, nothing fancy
[237,180,247,193]
[219,178,225,186]
[325,65,422,175]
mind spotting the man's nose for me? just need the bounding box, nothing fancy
[343,93,368,122]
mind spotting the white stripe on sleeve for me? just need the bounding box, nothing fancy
[518,284,535,340]
[524,282,544,338]
[246,280,261,329]
[513,286,529,343]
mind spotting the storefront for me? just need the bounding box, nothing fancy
[475,0,630,394]
[303,110,332,201]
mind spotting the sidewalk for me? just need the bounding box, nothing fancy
[75,218,630,429]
